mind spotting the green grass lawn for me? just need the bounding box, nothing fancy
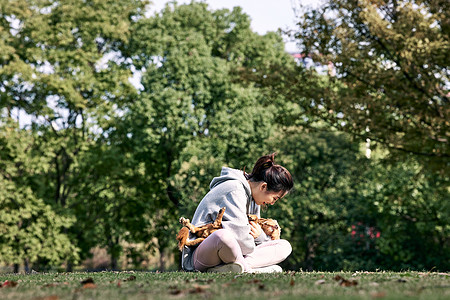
[0,271,448,300]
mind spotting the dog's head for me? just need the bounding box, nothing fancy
[247,214,258,222]
[260,218,281,240]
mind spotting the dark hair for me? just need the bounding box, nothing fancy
[245,153,293,193]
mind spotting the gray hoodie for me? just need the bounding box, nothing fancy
[181,167,270,271]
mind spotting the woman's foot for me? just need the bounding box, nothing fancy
[206,262,244,273]
[247,265,283,273]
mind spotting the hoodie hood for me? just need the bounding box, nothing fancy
[210,167,251,197]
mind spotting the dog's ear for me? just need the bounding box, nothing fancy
[176,227,190,251]
[261,219,281,240]
[247,214,258,222]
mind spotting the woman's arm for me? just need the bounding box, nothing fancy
[220,190,256,255]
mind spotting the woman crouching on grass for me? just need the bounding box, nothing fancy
[181,153,293,273]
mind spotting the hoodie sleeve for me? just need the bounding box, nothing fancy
[254,231,271,245]
[220,189,255,256]
[248,197,271,245]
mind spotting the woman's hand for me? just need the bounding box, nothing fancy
[249,221,262,239]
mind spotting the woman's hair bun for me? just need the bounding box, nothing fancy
[261,161,273,169]
[247,152,293,193]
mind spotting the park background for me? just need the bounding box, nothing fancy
[0,0,448,273]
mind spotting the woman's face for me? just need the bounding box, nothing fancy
[252,182,286,206]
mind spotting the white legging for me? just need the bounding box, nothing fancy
[192,229,292,272]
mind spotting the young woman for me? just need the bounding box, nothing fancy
[181,153,294,273]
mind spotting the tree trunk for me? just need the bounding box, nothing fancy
[13,263,19,273]
[108,234,120,270]
[159,248,166,271]
[304,238,317,271]
[66,261,73,272]
[24,259,29,273]
[111,257,118,271]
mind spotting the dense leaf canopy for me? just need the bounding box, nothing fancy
[291,0,449,166]
[0,0,448,272]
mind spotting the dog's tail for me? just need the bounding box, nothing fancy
[176,227,189,251]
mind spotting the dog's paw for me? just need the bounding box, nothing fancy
[179,217,189,225]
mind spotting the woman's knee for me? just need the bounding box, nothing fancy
[279,239,292,259]
[212,229,237,246]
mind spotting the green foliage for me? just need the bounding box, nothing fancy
[268,127,371,271]
[120,1,295,259]
[0,0,447,272]
[0,119,78,266]
[1,0,148,268]
[65,139,154,268]
[269,125,449,271]
[360,159,449,270]
[292,0,449,167]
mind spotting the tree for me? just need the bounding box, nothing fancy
[1,0,148,269]
[266,124,449,271]
[359,157,449,270]
[0,119,78,271]
[267,126,371,271]
[121,1,296,268]
[291,0,449,168]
